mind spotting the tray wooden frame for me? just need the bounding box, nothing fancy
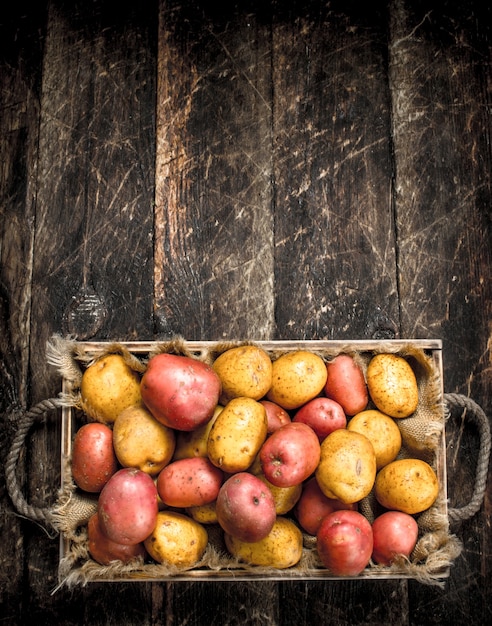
[59,339,448,582]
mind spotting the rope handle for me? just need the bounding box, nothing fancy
[444,393,491,524]
[5,397,64,535]
[5,393,491,530]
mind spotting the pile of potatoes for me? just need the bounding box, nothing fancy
[71,344,440,576]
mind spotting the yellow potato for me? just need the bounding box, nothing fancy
[186,501,218,524]
[366,353,419,418]
[113,404,176,475]
[80,353,142,424]
[207,397,268,473]
[144,511,208,568]
[257,474,303,515]
[225,517,303,569]
[173,405,223,460]
[347,409,402,470]
[374,458,439,514]
[213,345,273,404]
[267,351,328,410]
[316,429,377,504]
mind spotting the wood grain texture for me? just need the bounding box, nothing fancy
[0,6,46,622]
[155,1,274,341]
[272,1,399,341]
[0,0,490,624]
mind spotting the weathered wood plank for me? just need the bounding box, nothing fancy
[155,0,275,341]
[0,5,46,622]
[272,1,400,341]
[389,0,491,623]
[24,0,157,620]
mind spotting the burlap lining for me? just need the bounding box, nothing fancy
[46,336,463,589]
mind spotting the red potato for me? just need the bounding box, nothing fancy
[293,397,347,442]
[324,354,368,416]
[88,513,146,565]
[98,468,159,545]
[71,422,118,493]
[140,353,222,431]
[260,422,321,487]
[371,511,419,565]
[259,400,292,433]
[294,477,358,535]
[215,472,276,543]
[317,510,373,576]
[156,457,223,508]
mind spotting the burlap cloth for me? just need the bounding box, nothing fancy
[9,335,489,589]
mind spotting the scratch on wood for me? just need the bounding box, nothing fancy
[155,13,198,311]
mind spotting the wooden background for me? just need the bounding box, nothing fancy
[1,0,490,624]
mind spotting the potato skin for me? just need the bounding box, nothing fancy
[144,511,208,567]
[71,422,118,493]
[173,405,223,460]
[213,345,273,404]
[316,429,377,504]
[215,472,276,542]
[225,517,303,569]
[156,457,224,508]
[324,354,368,416]
[374,458,439,514]
[88,513,146,565]
[366,354,418,418]
[267,351,328,410]
[317,510,373,576]
[98,468,159,545]
[141,353,222,431]
[80,354,142,424]
[347,409,402,470]
[207,397,268,473]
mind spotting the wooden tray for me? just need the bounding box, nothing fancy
[59,339,449,583]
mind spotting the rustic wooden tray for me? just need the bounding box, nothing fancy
[59,339,449,583]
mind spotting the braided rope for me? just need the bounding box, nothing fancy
[5,397,64,533]
[444,393,491,523]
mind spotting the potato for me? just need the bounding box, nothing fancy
[71,422,118,492]
[317,510,373,576]
[374,458,439,514]
[371,511,419,565]
[324,353,369,416]
[88,513,146,566]
[207,397,268,473]
[113,404,176,476]
[213,345,273,404]
[186,501,218,524]
[144,511,208,567]
[366,353,418,418]
[173,405,223,460]
[98,468,159,545]
[156,457,223,508]
[267,350,328,410]
[141,353,222,431]
[257,473,303,515]
[224,517,303,569]
[216,472,276,542]
[294,476,358,536]
[80,353,142,424]
[347,409,402,470]
[315,429,377,504]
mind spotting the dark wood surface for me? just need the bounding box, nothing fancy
[1,1,490,624]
